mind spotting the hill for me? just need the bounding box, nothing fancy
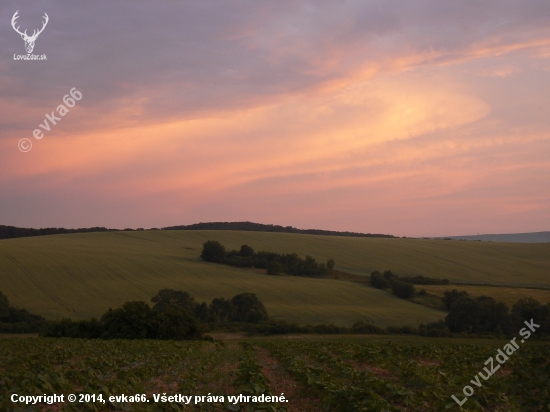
[0,221,394,240]
[441,231,550,243]
[0,225,116,240]
[163,221,395,238]
[1,230,549,327]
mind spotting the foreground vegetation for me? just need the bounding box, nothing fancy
[1,336,548,411]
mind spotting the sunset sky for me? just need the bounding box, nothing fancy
[1,1,549,237]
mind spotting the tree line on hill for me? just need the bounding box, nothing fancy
[443,290,550,335]
[370,270,449,296]
[371,270,452,300]
[0,225,117,239]
[201,240,334,277]
[0,222,395,240]
[165,221,395,238]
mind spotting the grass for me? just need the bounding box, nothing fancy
[1,230,549,326]
[0,231,445,327]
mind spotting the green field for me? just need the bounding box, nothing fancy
[1,336,548,411]
[1,230,549,327]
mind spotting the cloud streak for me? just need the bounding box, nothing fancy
[0,0,549,236]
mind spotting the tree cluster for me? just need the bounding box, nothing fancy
[152,289,270,324]
[370,271,416,299]
[165,221,395,238]
[444,290,550,335]
[42,289,269,340]
[0,225,115,239]
[42,300,201,340]
[399,275,449,285]
[201,241,332,278]
[0,291,46,333]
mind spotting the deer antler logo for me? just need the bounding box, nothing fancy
[11,10,49,54]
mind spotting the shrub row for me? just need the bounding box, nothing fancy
[201,241,333,277]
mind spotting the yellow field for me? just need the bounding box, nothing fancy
[1,230,549,326]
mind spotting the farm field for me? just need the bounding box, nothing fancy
[422,285,550,308]
[1,230,549,326]
[1,336,548,411]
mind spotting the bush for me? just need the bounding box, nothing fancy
[208,297,235,323]
[44,300,202,340]
[418,320,451,337]
[313,324,347,334]
[400,275,450,285]
[386,325,418,335]
[231,293,269,323]
[352,321,386,334]
[151,289,197,313]
[266,260,282,275]
[442,289,470,310]
[243,320,310,335]
[392,281,415,299]
[201,241,326,277]
[383,270,398,283]
[370,271,389,289]
[42,318,103,338]
[445,296,509,334]
[238,244,254,257]
[511,297,550,334]
[200,240,226,263]
[0,306,46,333]
[101,301,153,339]
[149,307,202,340]
[0,291,8,318]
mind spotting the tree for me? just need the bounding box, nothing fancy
[0,291,9,318]
[445,296,510,334]
[101,301,152,339]
[238,244,254,257]
[42,318,103,339]
[392,281,415,299]
[149,307,201,340]
[231,293,269,323]
[370,271,389,289]
[200,240,226,263]
[151,289,197,314]
[194,301,210,322]
[327,259,335,270]
[442,289,470,310]
[208,297,235,323]
[383,270,397,281]
[511,297,550,334]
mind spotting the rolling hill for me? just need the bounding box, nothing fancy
[442,231,550,243]
[1,230,549,327]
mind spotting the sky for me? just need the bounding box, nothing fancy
[1,0,549,237]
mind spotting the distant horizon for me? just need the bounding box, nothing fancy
[1,220,549,240]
